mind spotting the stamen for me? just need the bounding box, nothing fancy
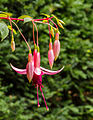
[37,84,40,107]
[40,86,49,111]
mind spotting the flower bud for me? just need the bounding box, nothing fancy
[33,49,37,68]
[28,53,32,62]
[55,32,59,40]
[48,42,54,69]
[53,39,60,61]
[36,52,40,68]
[11,40,15,52]
[26,53,34,83]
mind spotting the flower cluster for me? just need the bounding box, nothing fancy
[0,12,64,110]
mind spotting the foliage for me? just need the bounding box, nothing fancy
[0,0,93,120]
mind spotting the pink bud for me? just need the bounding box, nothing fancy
[55,32,59,40]
[53,39,60,60]
[28,53,32,62]
[48,42,54,69]
[36,52,40,68]
[33,49,37,68]
[26,53,34,83]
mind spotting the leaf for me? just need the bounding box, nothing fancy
[57,20,64,29]
[52,14,65,28]
[52,26,60,34]
[24,17,32,24]
[59,19,65,24]
[51,14,58,20]
[0,21,9,40]
[0,14,8,17]
[7,25,17,35]
[50,26,54,37]
[41,13,50,18]
[17,15,32,22]
[2,12,13,17]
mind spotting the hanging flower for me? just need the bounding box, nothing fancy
[10,51,64,110]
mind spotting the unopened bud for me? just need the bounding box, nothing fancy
[11,40,15,52]
[53,39,60,61]
[48,42,54,69]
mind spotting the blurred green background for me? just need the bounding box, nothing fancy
[0,0,93,120]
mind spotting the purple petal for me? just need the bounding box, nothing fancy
[10,63,27,74]
[40,66,64,75]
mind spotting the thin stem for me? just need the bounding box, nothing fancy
[32,22,35,45]
[40,86,49,111]
[32,21,38,46]
[35,21,53,28]
[0,16,53,22]
[37,84,40,107]
[47,20,51,40]
[49,19,58,28]
[8,17,13,37]
[11,20,31,50]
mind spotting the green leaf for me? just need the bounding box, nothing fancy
[0,21,9,40]
[2,12,13,17]
[24,17,32,24]
[0,14,8,17]
[17,15,32,22]
[50,26,54,37]
[41,13,50,18]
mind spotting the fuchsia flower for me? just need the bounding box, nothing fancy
[48,42,54,69]
[10,48,64,110]
[53,32,60,60]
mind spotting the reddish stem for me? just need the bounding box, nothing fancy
[0,16,53,21]
[8,17,13,37]
[32,21,38,46]
[49,19,58,28]
[37,84,40,107]
[40,86,49,110]
[32,22,35,45]
[47,20,51,40]
[11,20,31,51]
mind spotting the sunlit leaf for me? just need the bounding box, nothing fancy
[57,21,64,29]
[52,26,60,34]
[0,14,8,17]
[41,13,50,18]
[50,26,54,37]
[0,21,9,40]
[59,19,65,24]
[24,17,32,24]
[51,14,58,20]
[17,15,32,22]
[2,12,13,17]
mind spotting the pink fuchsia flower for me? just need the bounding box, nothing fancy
[48,42,54,69]
[10,51,64,110]
[53,32,60,60]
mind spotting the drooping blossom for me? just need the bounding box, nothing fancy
[10,49,64,110]
[53,32,60,60]
[48,42,54,69]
